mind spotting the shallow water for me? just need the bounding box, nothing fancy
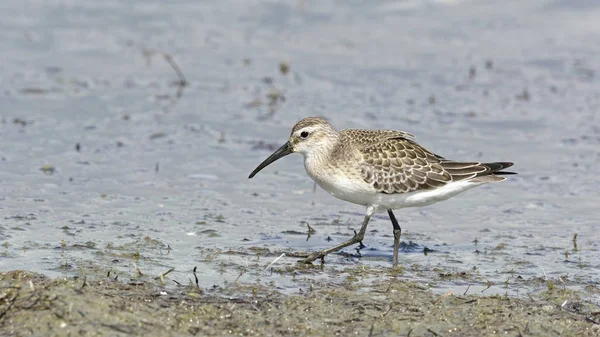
[1,0,599,300]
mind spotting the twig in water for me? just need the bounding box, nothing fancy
[463,284,471,295]
[382,304,393,317]
[135,263,143,277]
[558,276,567,291]
[155,268,175,284]
[481,280,492,293]
[161,268,175,278]
[426,328,439,336]
[306,223,315,241]
[265,253,286,271]
[435,290,453,304]
[127,41,188,113]
[161,52,187,96]
[516,326,523,337]
[0,291,19,321]
[540,266,555,290]
[192,266,199,288]
[234,268,247,283]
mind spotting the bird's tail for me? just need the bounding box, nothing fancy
[481,162,516,175]
[472,162,516,182]
[440,161,516,183]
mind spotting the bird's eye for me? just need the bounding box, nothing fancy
[300,131,309,139]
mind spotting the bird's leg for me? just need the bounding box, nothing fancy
[388,209,402,267]
[299,207,374,264]
[354,230,366,250]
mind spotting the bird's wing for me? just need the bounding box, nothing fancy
[356,135,502,194]
[342,129,416,143]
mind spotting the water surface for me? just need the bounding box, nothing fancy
[1,0,599,300]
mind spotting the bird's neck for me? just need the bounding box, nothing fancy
[303,139,339,182]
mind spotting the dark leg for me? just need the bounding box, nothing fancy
[354,230,366,250]
[299,206,375,264]
[388,210,401,267]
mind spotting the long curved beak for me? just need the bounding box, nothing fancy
[248,141,293,178]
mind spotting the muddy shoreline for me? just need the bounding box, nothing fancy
[1,269,598,337]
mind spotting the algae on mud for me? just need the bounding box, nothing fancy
[1,270,598,337]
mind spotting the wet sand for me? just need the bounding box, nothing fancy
[1,269,598,337]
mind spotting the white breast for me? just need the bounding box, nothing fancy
[304,157,377,206]
[317,173,379,206]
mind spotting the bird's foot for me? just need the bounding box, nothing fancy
[285,251,310,258]
[297,251,325,264]
[354,230,366,249]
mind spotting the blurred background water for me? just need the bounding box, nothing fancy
[1,0,599,298]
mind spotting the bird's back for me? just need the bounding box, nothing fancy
[339,128,416,146]
[334,128,514,195]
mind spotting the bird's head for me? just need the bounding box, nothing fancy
[248,117,337,178]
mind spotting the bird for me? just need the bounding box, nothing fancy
[248,117,515,267]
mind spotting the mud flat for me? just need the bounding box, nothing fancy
[1,269,598,337]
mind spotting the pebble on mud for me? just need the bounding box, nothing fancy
[279,61,290,75]
[40,165,55,175]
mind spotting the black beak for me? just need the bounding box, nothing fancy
[248,141,293,178]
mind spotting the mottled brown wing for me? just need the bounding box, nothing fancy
[342,129,416,144]
[359,139,511,195]
[344,129,509,194]
[358,137,453,194]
